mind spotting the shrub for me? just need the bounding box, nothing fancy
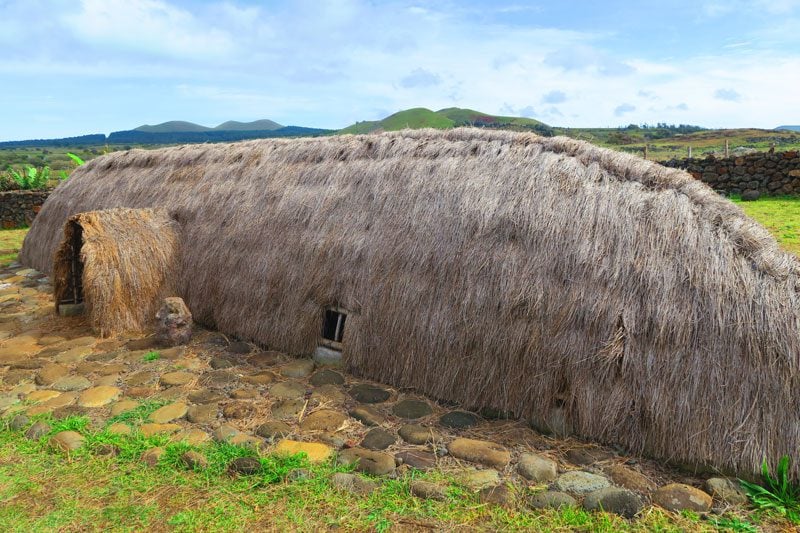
[740,455,800,523]
[6,165,51,190]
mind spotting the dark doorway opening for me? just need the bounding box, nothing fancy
[322,309,346,344]
[60,221,85,308]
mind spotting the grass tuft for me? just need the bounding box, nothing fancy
[142,350,161,361]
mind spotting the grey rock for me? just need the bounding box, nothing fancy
[458,468,501,491]
[280,359,314,378]
[227,341,252,354]
[583,487,643,518]
[299,409,346,432]
[349,405,386,426]
[209,357,235,369]
[705,477,748,505]
[349,384,390,404]
[25,421,50,440]
[565,448,614,466]
[554,471,611,495]
[187,403,218,424]
[52,375,92,392]
[518,452,558,483]
[410,480,448,501]
[160,371,196,387]
[360,428,396,451]
[222,402,255,419]
[9,414,29,430]
[395,450,437,470]
[309,369,345,386]
[392,399,433,420]
[338,448,396,475]
[228,456,262,476]
[479,484,514,507]
[255,421,292,440]
[318,432,347,449]
[141,447,165,467]
[439,411,480,429]
[181,450,208,469]
[50,430,85,451]
[212,424,240,442]
[653,483,712,512]
[312,345,342,366]
[269,381,306,400]
[248,351,281,368]
[271,399,306,420]
[198,370,237,387]
[398,423,437,445]
[155,297,193,346]
[188,389,226,404]
[528,491,578,509]
[603,464,656,494]
[448,438,511,469]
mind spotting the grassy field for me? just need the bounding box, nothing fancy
[0,414,753,532]
[0,146,110,173]
[557,127,800,161]
[0,229,27,267]
[732,196,800,255]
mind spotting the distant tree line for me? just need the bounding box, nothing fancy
[106,126,333,144]
[606,123,706,144]
[0,134,106,148]
[0,127,333,149]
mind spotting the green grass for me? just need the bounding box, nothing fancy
[558,127,800,161]
[740,456,800,524]
[733,196,800,255]
[0,414,746,532]
[0,228,27,267]
[142,351,161,362]
[106,399,169,426]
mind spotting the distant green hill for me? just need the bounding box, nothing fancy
[776,125,800,132]
[135,121,211,133]
[214,119,283,131]
[135,119,284,133]
[339,107,552,135]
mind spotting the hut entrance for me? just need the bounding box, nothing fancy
[322,309,346,346]
[315,308,347,365]
[58,220,85,316]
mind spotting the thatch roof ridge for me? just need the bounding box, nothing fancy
[73,127,800,282]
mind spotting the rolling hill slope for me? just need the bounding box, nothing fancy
[135,119,284,133]
[339,107,552,135]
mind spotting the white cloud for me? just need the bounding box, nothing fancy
[542,90,567,104]
[614,103,636,116]
[0,0,799,139]
[64,0,236,60]
[399,69,442,89]
[714,88,742,102]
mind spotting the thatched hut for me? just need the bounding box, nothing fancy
[19,128,800,479]
[52,208,180,336]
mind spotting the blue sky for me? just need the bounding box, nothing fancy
[1,0,798,140]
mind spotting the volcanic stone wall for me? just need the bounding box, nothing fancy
[0,190,49,228]
[661,150,800,197]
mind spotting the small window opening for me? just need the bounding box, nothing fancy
[322,309,347,345]
[61,222,85,306]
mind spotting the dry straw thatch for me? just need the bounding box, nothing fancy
[52,208,180,336]
[20,128,800,478]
